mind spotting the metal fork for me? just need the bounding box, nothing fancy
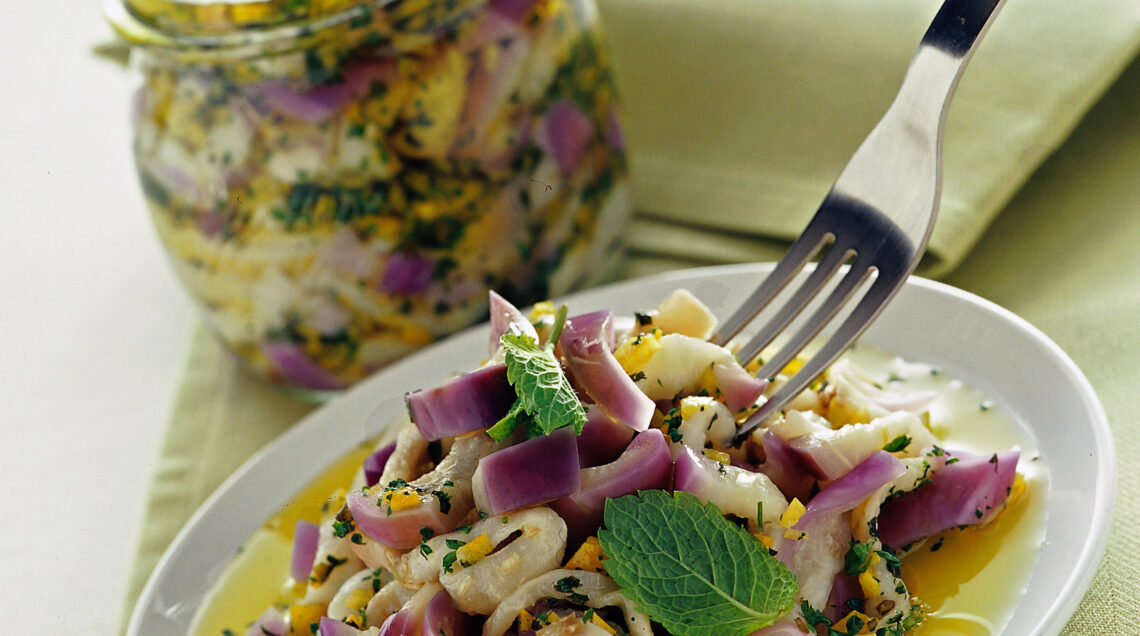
[713,0,1007,442]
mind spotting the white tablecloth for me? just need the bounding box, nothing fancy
[0,2,193,632]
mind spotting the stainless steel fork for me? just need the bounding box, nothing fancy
[714,0,1007,442]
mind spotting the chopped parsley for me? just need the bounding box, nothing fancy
[882,435,912,453]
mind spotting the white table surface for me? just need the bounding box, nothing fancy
[0,2,195,631]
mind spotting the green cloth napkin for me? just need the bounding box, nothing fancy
[121,0,1140,632]
[601,0,1140,276]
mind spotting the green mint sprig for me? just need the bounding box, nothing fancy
[598,490,797,636]
[487,304,587,440]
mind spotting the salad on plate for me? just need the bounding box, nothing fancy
[207,288,1030,636]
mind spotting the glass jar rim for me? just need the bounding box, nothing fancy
[104,0,399,58]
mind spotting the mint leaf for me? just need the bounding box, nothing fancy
[598,490,797,636]
[499,305,587,436]
[486,400,527,441]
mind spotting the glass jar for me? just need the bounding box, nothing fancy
[107,0,631,397]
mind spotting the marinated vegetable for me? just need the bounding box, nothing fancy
[114,0,631,392]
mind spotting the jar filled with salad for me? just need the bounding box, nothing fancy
[106,0,631,396]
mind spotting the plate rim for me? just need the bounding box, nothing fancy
[127,262,1116,636]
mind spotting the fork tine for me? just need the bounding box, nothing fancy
[734,271,902,443]
[709,223,833,346]
[751,258,875,380]
[733,237,857,365]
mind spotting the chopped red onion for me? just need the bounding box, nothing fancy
[543,100,593,175]
[252,62,392,124]
[488,0,540,22]
[461,7,522,53]
[488,290,537,356]
[472,427,581,515]
[825,573,863,623]
[194,209,230,238]
[262,342,346,391]
[406,364,516,441]
[421,589,470,636]
[255,81,353,124]
[566,310,615,350]
[363,443,397,487]
[796,451,907,528]
[377,584,444,636]
[877,450,1020,550]
[246,608,287,636]
[605,106,625,152]
[576,405,635,468]
[347,488,450,550]
[290,519,320,582]
[378,609,413,636]
[711,362,768,412]
[785,412,926,482]
[757,431,816,503]
[380,252,435,296]
[561,311,653,432]
[551,428,672,541]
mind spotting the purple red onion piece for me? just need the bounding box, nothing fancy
[605,106,625,153]
[796,450,907,528]
[406,364,516,441]
[877,450,1020,550]
[488,290,538,356]
[565,310,615,350]
[380,252,436,295]
[253,81,351,124]
[576,405,635,468]
[246,607,287,636]
[711,362,768,412]
[825,573,863,623]
[251,62,392,124]
[363,443,397,487]
[421,588,471,636]
[550,428,672,541]
[347,489,451,551]
[378,609,414,636]
[757,431,816,503]
[488,0,541,22]
[290,519,320,583]
[472,427,582,515]
[262,342,347,391]
[561,311,653,432]
[543,100,593,175]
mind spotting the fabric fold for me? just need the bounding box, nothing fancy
[599,0,1140,275]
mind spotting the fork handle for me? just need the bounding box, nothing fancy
[831,0,1006,244]
[924,0,1005,58]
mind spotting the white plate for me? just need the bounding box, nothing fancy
[128,263,1115,636]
